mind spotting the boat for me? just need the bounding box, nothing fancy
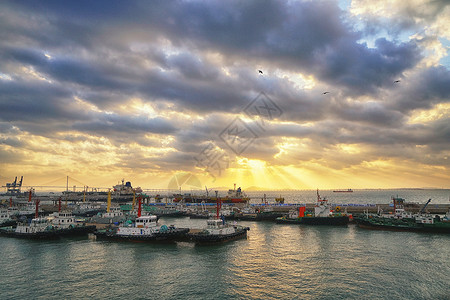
[235,205,283,221]
[93,198,188,242]
[176,185,250,204]
[0,199,60,239]
[49,211,96,236]
[89,206,125,224]
[275,195,285,204]
[0,217,60,239]
[333,189,353,193]
[72,202,106,217]
[89,191,126,224]
[276,190,350,225]
[0,209,16,227]
[187,200,250,244]
[355,198,450,233]
[220,185,250,203]
[113,179,142,195]
[188,202,238,220]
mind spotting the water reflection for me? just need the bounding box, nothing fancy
[0,220,449,299]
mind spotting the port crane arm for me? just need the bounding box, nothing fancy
[419,199,432,214]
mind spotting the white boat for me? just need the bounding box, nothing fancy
[188,200,249,244]
[0,217,59,239]
[94,215,189,242]
[187,218,250,244]
[0,209,16,227]
[72,202,105,217]
[18,203,39,216]
[89,206,125,224]
[49,211,96,235]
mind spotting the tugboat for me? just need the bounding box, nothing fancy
[72,201,105,217]
[187,199,250,244]
[355,198,450,233]
[0,209,16,227]
[94,197,188,242]
[276,190,350,225]
[0,199,60,239]
[49,201,96,236]
[89,190,126,225]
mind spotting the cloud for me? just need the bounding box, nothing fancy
[0,0,448,188]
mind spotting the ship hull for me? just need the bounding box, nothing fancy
[93,228,189,242]
[187,227,249,245]
[355,218,450,234]
[0,227,60,239]
[236,212,283,221]
[58,225,97,236]
[276,216,349,225]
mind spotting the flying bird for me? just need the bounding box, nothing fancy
[258,70,263,74]
[322,92,330,94]
[394,80,401,83]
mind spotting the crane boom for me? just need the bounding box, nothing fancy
[419,198,432,214]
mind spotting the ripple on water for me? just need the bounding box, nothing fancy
[0,222,449,299]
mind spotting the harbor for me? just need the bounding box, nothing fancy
[1,181,450,299]
[1,215,449,300]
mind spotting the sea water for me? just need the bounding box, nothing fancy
[0,190,449,299]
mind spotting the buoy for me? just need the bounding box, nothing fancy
[335,206,341,212]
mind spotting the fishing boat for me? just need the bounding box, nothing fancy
[355,198,450,233]
[276,190,350,225]
[93,197,188,242]
[187,200,250,244]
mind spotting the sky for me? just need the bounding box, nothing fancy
[0,0,449,191]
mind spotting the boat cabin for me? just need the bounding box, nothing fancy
[0,209,10,219]
[207,219,224,228]
[104,206,123,218]
[135,215,158,228]
[51,211,76,227]
[415,215,434,224]
[314,190,331,217]
[15,218,50,234]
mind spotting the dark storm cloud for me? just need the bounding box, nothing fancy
[0,79,81,122]
[391,66,450,112]
[1,0,424,105]
[0,0,448,176]
[73,114,176,136]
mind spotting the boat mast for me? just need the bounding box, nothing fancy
[215,191,220,219]
[107,189,111,213]
[137,195,142,217]
[35,198,40,218]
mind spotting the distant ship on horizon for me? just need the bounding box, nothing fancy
[333,189,353,193]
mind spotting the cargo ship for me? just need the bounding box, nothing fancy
[174,184,249,204]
